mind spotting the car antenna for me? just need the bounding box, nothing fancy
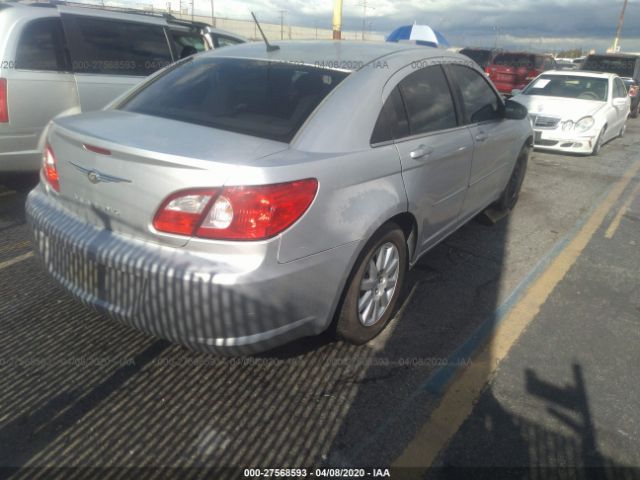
[251,12,280,52]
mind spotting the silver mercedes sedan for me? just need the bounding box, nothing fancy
[26,41,533,355]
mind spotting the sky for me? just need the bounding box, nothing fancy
[122,0,640,53]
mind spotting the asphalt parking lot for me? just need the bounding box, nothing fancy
[1,122,639,477]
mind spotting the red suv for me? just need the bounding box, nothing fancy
[486,52,557,95]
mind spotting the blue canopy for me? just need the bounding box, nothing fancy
[386,24,450,48]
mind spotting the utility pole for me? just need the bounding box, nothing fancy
[356,0,374,41]
[190,0,194,22]
[279,10,286,40]
[210,0,215,26]
[610,0,628,53]
[332,0,343,40]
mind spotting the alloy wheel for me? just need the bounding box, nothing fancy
[358,242,400,327]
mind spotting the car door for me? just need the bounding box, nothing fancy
[60,13,174,112]
[445,63,522,221]
[384,63,473,257]
[611,77,630,134]
[5,16,78,170]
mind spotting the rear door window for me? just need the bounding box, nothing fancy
[15,17,69,71]
[370,87,409,144]
[120,57,348,143]
[63,15,172,75]
[398,65,458,136]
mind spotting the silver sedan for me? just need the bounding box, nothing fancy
[26,41,533,354]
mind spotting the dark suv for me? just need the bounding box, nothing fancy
[582,54,640,117]
[487,52,557,95]
[459,47,501,70]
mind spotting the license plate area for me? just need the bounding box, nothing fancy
[534,130,542,144]
[44,233,146,314]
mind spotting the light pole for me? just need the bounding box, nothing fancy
[356,0,375,41]
[332,0,343,40]
[279,10,286,40]
[610,0,628,53]
[210,0,215,26]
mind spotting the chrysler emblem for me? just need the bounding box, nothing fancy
[69,162,132,184]
[87,171,100,184]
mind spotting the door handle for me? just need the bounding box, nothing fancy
[409,145,433,160]
[475,133,488,142]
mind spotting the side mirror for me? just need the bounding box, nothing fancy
[504,99,528,120]
[613,97,628,108]
[511,88,522,96]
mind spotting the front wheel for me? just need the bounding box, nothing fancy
[494,146,529,211]
[334,223,408,345]
[591,127,605,156]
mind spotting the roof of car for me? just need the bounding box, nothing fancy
[1,1,204,28]
[542,70,616,79]
[205,40,455,72]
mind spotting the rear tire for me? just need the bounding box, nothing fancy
[494,146,529,212]
[334,223,407,345]
[630,104,639,119]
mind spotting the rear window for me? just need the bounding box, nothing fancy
[582,55,637,78]
[493,53,534,69]
[120,57,348,143]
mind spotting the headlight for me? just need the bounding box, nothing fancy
[574,116,595,133]
[561,120,574,131]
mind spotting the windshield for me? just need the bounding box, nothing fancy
[582,55,636,78]
[522,75,608,101]
[120,57,349,143]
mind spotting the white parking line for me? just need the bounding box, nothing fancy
[0,190,17,198]
[0,252,34,271]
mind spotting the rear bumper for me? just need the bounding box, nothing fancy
[26,187,358,355]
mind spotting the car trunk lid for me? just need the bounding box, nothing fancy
[48,110,288,246]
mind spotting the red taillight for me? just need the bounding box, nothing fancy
[42,143,60,192]
[0,78,8,123]
[153,190,218,236]
[153,179,318,241]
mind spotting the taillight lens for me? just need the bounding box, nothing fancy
[153,190,218,236]
[0,78,8,123]
[153,178,318,241]
[42,143,60,192]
